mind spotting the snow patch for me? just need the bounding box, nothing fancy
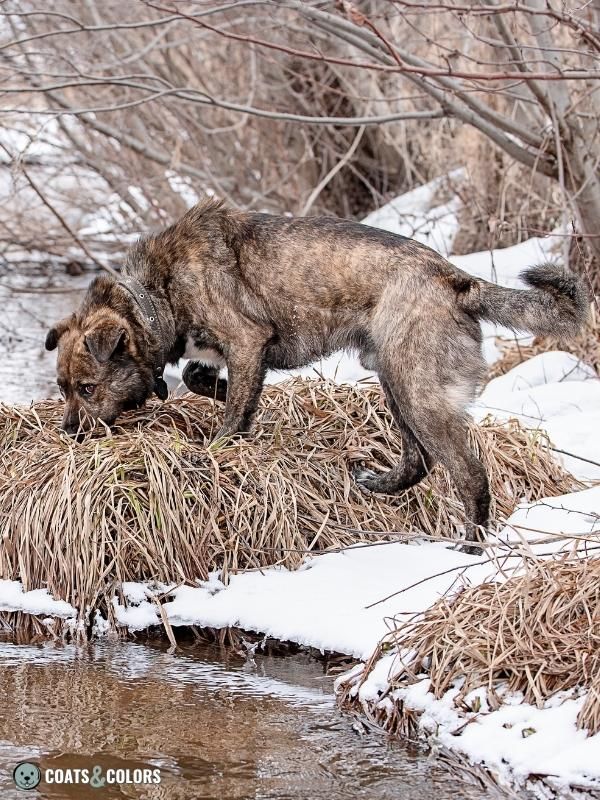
[362,170,463,256]
[0,580,76,619]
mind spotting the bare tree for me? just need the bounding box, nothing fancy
[0,1,598,288]
[284,0,600,278]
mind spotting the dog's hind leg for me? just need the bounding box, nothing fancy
[406,400,489,553]
[355,377,434,494]
[357,363,489,553]
[182,361,227,402]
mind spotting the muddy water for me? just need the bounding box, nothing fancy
[1,275,492,799]
[0,639,491,800]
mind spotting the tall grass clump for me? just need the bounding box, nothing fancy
[0,379,578,635]
[339,558,600,740]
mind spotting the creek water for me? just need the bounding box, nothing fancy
[0,270,493,799]
[0,639,493,800]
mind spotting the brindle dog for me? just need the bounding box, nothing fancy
[46,199,589,548]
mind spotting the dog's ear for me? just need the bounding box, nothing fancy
[84,320,128,363]
[45,316,73,351]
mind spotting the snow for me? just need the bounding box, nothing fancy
[362,170,463,257]
[498,485,600,555]
[264,352,375,386]
[347,672,600,793]
[112,598,160,631]
[471,351,600,481]
[0,580,76,619]
[445,694,596,786]
[165,171,200,207]
[110,545,491,659]
[121,581,154,605]
[482,351,596,395]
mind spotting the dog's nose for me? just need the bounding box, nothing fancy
[61,421,85,442]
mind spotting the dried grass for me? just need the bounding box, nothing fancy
[345,558,600,738]
[0,378,578,635]
[489,304,600,379]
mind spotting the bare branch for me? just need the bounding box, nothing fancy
[301,124,365,215]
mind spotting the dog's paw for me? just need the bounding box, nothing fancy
[451,537,484,556]
[183,361,227,402]
[353,467,382,494]
[457,543,484,557]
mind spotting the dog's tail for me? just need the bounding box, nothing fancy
[459,263,589,338]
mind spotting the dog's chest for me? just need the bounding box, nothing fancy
[183,336,226,368]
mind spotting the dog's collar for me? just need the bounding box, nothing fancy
[117,275,169,401]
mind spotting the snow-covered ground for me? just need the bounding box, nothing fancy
[2,174,599,794]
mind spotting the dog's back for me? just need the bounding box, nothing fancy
[238,212,456,306]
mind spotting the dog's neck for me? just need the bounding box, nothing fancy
[118,274,172,399]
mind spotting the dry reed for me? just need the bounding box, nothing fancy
[344,558,600,737]
[0,378,578,634]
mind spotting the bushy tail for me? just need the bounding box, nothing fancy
[460,263,589,338]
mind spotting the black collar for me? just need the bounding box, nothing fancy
[117,275,169,400]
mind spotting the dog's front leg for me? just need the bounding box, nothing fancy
[212,346,266,441]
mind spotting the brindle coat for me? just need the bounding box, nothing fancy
[47,199,589,548]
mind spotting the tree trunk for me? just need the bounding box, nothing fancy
[565,122,600,296]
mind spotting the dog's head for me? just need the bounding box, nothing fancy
[46,284,156,437]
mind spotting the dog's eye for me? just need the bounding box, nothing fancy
[57,384,66,399]
[80,384,96,397]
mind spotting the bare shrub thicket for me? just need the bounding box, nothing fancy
[0,1,598,284]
